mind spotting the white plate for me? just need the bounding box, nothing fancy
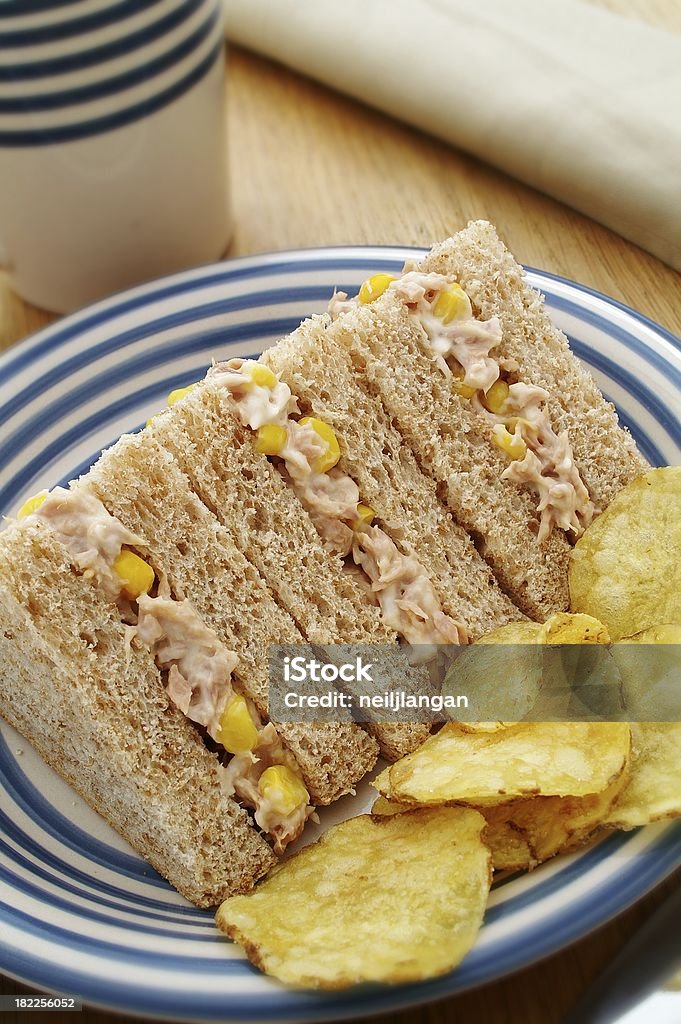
[1,247,680,1021]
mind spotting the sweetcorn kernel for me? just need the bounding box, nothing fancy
[492,424,527,461]
[17,491,48,519]
[452,378,477,399]
[482,380,510,414]
[168,383,197,407]
[432,283,472,324]
[354,503,375,528]
[358,273,395,305]
[247,364,278,389]
[255,423,288,456]
[258,765,309,815]
[218,694,259,754]
[298,417,341,473]
[451,367,477,399]
[113,549,155,600]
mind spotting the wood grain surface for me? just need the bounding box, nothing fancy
[1,1,680,1022]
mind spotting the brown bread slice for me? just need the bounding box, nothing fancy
[263,315,526,641]
[419,221,648,511]
[0,519,274,907]
[149,384,430,760]
[316,294,571,620]
[81,429,379,802]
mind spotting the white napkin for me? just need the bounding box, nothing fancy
[222,0,681,272]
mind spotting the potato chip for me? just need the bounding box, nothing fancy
[443,643,543,721]
[613,626,681,720]
[569,468,681,640]
[466,614,612,722]
[477,805,534,872]
[371,795,533,872]
[216,809,491,988]
[537,613,610,645]
[621,624,681,644]
[477,614,610,646]
[454,722,515,733]
[603,723,681,828]
[476,621,544,644]
[503,770,629,862]
[370,796,412,816]
[374,723,631,805]
[546,644,623,722]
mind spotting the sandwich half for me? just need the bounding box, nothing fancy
[320,221,647,618]
[3,444,379,902]
[0,519,275,906]
[419,222,646,513]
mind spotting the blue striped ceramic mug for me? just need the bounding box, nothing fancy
[0,0,230,313]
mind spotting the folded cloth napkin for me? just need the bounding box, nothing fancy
[223,0,681,272]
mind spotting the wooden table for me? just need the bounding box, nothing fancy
[1,1,680,1021]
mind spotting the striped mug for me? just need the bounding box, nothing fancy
[0,0,230,313]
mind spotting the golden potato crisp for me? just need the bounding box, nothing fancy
[370,796,412,816]
[477,621,544,643]
[614,626,681,719]
[374,723,631,805]
[444,644,543,721]
[478,805,534,872]
[476,614,610,646]
[371,795,532,872]
[455,722,515,732]
[502,770,629,862]
[621,624,681,644]
[604,723,681,828]
[569,468,681,640]
[216,809,491,988]
[537,613,610,645]
[467,614,612,721]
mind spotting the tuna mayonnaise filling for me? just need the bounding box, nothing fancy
[391,272,503,392]
[135,591,238,741]
[473,382,594,540]
[36,486,142,601]
[220,727,314,853]
[134,591,312,852]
